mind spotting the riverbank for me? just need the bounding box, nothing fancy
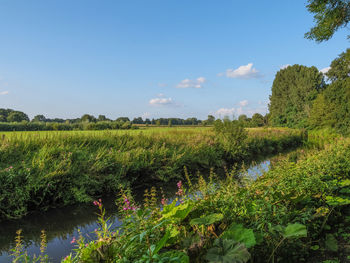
[0,127,304,221]
[52,136,349,263]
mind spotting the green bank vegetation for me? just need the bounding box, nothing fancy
[0,126,304,221]
[11,130,350,262]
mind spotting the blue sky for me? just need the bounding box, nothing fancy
[0,0,348,120]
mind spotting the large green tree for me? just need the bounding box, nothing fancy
[309,78,350,133]
[326,48,350,81]
[309,49,350,133]
[269,65,325,128]
[7,111,29,122]
[305,0,350,42]
[251,113,264,127]
[0,108,14,122]
[32,114,46,122]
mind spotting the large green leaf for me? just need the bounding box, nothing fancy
[221,224,256,248]
[326,195,350,206]
[162,202,193,221]
[159,251,189,263]
[205,238,250,263]
[325,234,338,252]
[190,213,224,226]
[154,230,171,255]
[283,223,307,239]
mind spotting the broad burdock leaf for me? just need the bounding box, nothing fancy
[221,224,256,248]
[190,213,224,226]
[283,223,307,239]
[205,238,250,263]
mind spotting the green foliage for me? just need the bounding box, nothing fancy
[205,238,250,263]
[326,48,350,81]
[251,113,264,127]
[309,78,350,134]
[190,213,224,226]
[325,234,338,252]
[305,0,350,42]
[213,119,248,160]
[7,111,30,122]
[283,223,307,239]
[309,49,350,134]
[11,134,350,262]
[221,224,256,248]
[0,127,304,221]
[269,64,325,128]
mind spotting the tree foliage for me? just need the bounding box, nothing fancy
[269,65,325,128]
[7,111,29,122]
[310,78,350,133]
[251,113,264,127]
[326,48,350,81]
[305,0,350,42]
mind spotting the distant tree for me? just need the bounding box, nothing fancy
[7,111,29,122]
[81,114,96,123]
[305,0,350,42]
[207,115,215,124]
[168,119,172,127]
[116,117,130,123]
[238,114,250,127]
[263,113,270,126]
[223,116,231,123]
[251,113,265,127]
[0,108,14,122]
[145,118,151,124]
[326,48,350,81]
[32,114,46,122]
[238,114,248,122]
[132,117,144,124]
[97,115,109,122]
[51,118,65,123]
[156,120,161,126]
[269,64,325,128]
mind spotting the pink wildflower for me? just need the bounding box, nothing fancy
[161,198,168,206]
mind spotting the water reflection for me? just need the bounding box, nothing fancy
[0,199,122,263]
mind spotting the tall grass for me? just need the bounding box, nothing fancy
[0,127,304,221]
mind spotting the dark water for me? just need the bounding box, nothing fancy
[0,160,270,263]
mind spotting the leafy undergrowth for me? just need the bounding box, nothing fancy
[12,137,350,262]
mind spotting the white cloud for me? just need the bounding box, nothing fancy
[149,97,173,106]
[220,63,262,79]
[320,67,331,74]
[176,77,206,89]
[280,64,291,70]
[239,100,248,107]
[0,91,9,95]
